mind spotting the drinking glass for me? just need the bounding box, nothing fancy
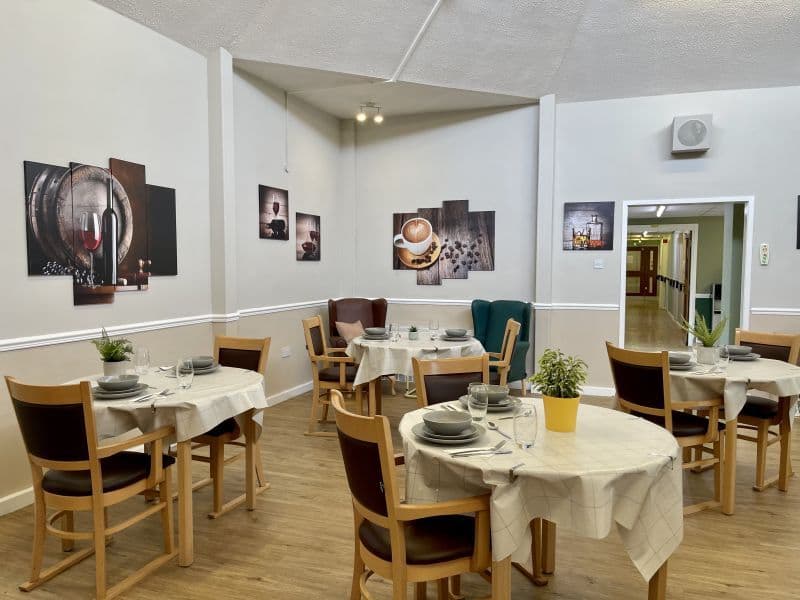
[390,323,400,342]
[513,403,538,450]
[134,347,151,375]
[176,357,194,390]
[79,211,102,287]
[428,319,439,340]
[716,349,730,373]
[467,384,488,422]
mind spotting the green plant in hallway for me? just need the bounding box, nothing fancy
[529,349,587,432]
[679,313,727,347]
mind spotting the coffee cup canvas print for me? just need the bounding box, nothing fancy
[392,200,494,285]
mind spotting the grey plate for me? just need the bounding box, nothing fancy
[421,424,478,440]
[96,375,140,391]
[93,383,149,400]
[165,363,220,377]
[730,353,760,361]
[458,396,515,413]
[412,422,484,445]
[669,362,697,371]
[725,345,752,356]
[362,334,390,340]
[440,336,471,342]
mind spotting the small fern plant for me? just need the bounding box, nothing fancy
[530,349,587,399]
[679,313,727,347]
[91,328,133,362]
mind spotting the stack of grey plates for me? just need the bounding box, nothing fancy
[723,345,759,361]
[411,422,485,445]
[93,375,148,400]
[190,355,220,373]
[458,395,516,412]
[668,351,696,371]
[362,327,389,341]
[440,328,470,341]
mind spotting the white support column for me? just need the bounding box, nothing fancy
[207,47,238,334]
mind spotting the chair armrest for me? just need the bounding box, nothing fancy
[487,352,503,359]
[312,354,354,364]
[396,494,490,521]
[96,426,174,458]
[489,356,509,368]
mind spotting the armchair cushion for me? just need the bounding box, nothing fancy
[335,320,365,344]
[359,514,475,565]
[319,365,358,382]
[42,451,175,496]
[329,298,388,348]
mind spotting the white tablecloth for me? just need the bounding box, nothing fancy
[72,367,268,442]
[399,400,683,581]
[670,358,800,420]
[346,334,485,386]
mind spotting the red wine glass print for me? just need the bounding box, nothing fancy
[80,211,102,287]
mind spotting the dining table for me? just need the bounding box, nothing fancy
[71,365,269,567]
[345,332,484,413]
[669,357,800,513]
[399,398,683,599]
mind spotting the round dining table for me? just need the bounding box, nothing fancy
[669,357,800,513]
[72,366,269,567]
[345,332,484,412]
[399,398,683,599]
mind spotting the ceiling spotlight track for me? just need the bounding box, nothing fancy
[356,101,384,124]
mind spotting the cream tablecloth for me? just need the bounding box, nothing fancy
[669,358,800,420]
[399,399,683,581]
[346,334,485,386]
[72,367,268,442]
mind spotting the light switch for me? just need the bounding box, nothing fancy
[759,243,769,266]
[280,346,291,358]
[593,259,605,269]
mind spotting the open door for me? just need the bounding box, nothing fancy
[625,246,658,297]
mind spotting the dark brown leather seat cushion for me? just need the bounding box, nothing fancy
[359,515,475,565]
[635,411,725,437]
[319,365,358,382]
[424,372,483,405]
[489,370,501,385]
[741,395,779,419]
[202,417,240,437]
[42,452,175,496]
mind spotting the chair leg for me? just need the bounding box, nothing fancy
[414,582,427,600]
[160,467,175,554]
[778,414,792,491]
[306,382,335,436]
[29,490,46,583]
[351,545,365,600]
[542,520,556,574]
[255,450,267,488]
[713,439,722,502]
[93,502,107,600]
[355,386,364,416]
[449,576,461,598]
[754,421,770,491]
[210,439,224,517]
[436,578,448,600]
[392,574,407,600]
[61,511,74,552]
[320,396,331,423]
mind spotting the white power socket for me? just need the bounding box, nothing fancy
[280,346,291,358]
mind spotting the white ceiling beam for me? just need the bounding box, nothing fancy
[387,0,445,83]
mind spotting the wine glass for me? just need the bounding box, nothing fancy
[176,357,194,390]
[428,319,439,340]
[80,212,102,287]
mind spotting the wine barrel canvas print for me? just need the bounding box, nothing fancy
[23,158,178,306]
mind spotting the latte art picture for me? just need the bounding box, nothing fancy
[392,200,494,286]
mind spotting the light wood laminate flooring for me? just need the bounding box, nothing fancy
[0,389,797,599]
[626,296,688,351]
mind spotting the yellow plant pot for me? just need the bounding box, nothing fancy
[542,394,580,432]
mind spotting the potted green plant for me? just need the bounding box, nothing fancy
[529,349,587,432]
[679,313,727,365]
[408,325,419,341]
[91,327,134,376]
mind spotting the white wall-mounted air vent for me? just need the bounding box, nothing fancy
[672,114,712,154]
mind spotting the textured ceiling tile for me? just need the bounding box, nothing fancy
[399,0,586,97]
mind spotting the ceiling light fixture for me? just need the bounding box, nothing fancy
[656,205,666,218]
[356,102,383,124]
[642,230,649,237]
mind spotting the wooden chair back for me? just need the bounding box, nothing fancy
[497,319,521,367]
[412,355,490,408]
[214,336,271,374]
[605,342,674,431]
[331,391,400,528]
[302,316,330,362]
[6,377,98,472]
[734,329,800,365]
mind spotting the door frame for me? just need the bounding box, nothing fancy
[618,195,754,348]
[627,223,699,345]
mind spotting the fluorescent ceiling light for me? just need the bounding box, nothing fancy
[656,205,666,218]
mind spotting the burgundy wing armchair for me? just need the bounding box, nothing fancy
[328,298,388,348]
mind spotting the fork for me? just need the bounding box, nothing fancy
[447,439,507,457]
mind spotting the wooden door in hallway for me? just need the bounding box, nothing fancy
[626,246,658,297]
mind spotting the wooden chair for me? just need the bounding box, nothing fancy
[605,343,725,515]
[303,315,365,436]
[5,376,175,599]
[185,336,271,518]
[733,329,800,491]
[412,355,490,408]
[330,390,492,600]
[488,318,521,391]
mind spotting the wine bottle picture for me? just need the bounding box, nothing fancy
[101,175,118,286]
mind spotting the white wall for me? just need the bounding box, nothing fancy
[0,0,212,339]
[348,106,538,302]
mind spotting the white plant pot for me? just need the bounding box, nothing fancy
[408,332,419,341]
[102,360,130,376]
[696,346,718,365]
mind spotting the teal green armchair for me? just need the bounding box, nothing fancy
[471,299,532,385]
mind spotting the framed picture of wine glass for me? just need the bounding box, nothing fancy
[296,213,321,261]
[562,201,615,251]
[258,185,289,240]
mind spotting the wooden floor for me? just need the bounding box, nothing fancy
[625,297,688,351]
[1,389,798,599]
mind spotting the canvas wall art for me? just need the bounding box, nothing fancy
[296,213,320,261]
[259,185,289,240]
[562,201,615,250]
[392,199,494,285]
[24,158,178,306]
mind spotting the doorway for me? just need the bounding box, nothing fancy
[618,197,753,351]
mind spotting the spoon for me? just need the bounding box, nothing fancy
[486,420,512,440]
